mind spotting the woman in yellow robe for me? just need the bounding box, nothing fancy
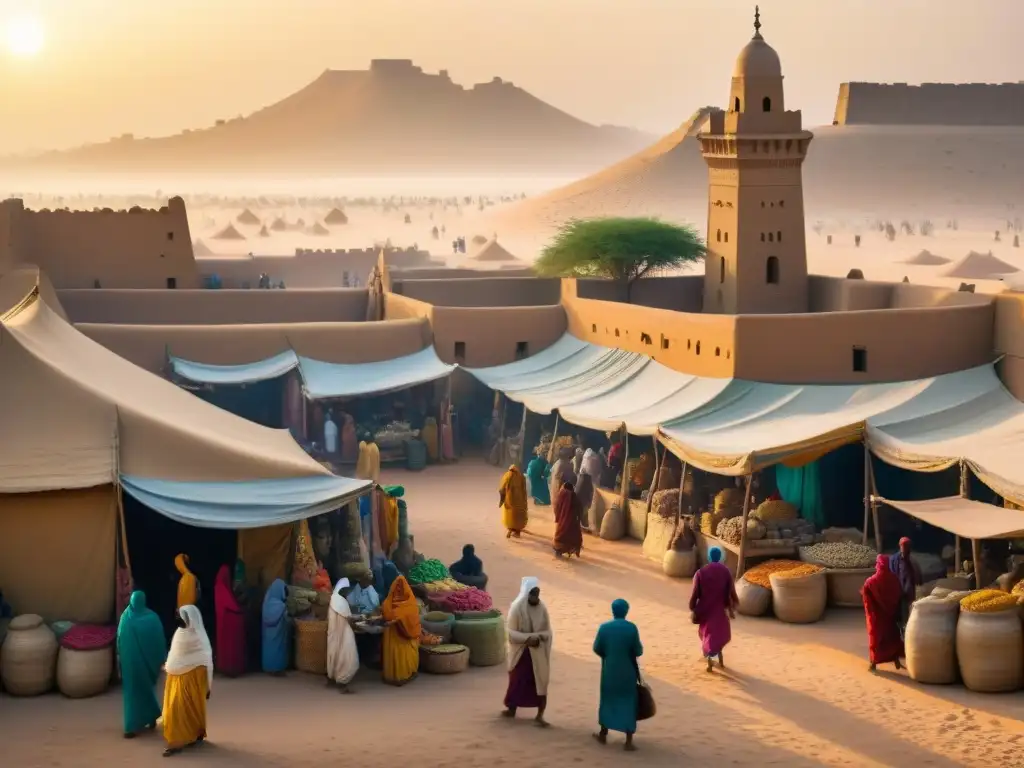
[162,605,213,757]
[381,575,420,686]
[499,464,529,538]
[175,554,198,609]
[356,440,382,483]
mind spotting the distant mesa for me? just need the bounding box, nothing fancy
[6,59,653,175]
[212,223,246,241]
[270,217,288,232]
[324,208,348,225]
[258,225,270,237]
[941,251,1019,279]
[903,249,951,266]
[192,239,214,257]
[309,222,330,236]
[834,82,1024,126]
[235,208,261,226]
[472,237,519,263]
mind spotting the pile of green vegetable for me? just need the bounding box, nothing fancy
[408,558,449,585]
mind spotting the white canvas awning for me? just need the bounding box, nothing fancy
[170,350,300,385]
[874,496,1024,539]
[299,346,455,400]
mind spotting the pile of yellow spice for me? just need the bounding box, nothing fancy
[742,559,823,590]
[959,589,1019,613]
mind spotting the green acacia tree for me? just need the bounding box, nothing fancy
[534,217,706,301]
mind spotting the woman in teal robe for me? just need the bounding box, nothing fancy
[526,455,552,505]
[116,590,168,738]
[261,579,291,674]
[592,598,644,751]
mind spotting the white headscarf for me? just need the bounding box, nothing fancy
[509,576,540,617]
[330,578,352,617]
[581,448,603,480]
[165,604,213,689]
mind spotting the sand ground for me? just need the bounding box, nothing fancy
[3,461,1024,767]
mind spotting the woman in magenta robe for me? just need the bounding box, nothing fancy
[552,483,583,558]
[862,553,904,671]
[689,546,738,672]
[214,565,246,677]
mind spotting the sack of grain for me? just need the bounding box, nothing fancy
[662,549,696,579]
[716,517,743,545]
[821,527,864,544]
[736,578,771,617]
[588,491,607,532]
[751,499,797,523]
[746,518,767,541]
[599,504,627,541]
[652,489,680,520]
[905,596,958,685]
[799,541,877,570]
[769,569,828,624]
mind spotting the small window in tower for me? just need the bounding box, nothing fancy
[715,347,721,357]
[716,229,722,243]
[779,200,785,208]
[515,341,529,359]
[724,232,729,243]
[777,231,783,242]
[768,232,774,243]
[166,277,177,289]
[852,346,868,373]
[760,233,765,242]
[167,231,174,241]
[696,341,702,356]
[592,323,597,333]
[661,336,670,351]
[640,332,652,346]
[734,97,741,112]
[719,257,726,284]
[454,341,466,362]
[766,256,780,285]
[760,201,765,208]
[762,96,771,112]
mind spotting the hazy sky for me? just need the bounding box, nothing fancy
[0,0,1021,153]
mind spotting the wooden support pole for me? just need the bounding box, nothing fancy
[517,405,529,470]
[972,538,984,590]
[644,435,661,517]
[862,441,871,547]
[546,413,561,464]
[619,427,630,505]
[866,450,883,553]
[673,459,689,541]
[497,393,508,465]
[735,473,755,577]
[956,460,968,574]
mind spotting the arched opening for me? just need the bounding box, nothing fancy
[766,256,780,285]
[719,256,726,283]
[716,229,722,242]
[762,96,771,112]
[734,97,741,112]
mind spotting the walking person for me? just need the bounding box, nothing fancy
[526,453,552,506]
[213,565,246,677]
[593,599,644,752]
[502,577,552,726]
[888,537,922,632]
[162,605,213,757]
[117,591,167,740]
[552,482,583,558]
[326,578,360,693]
[499,464,529,538]
[174,554,199,610]
[689,546,738,672]
[863,554,904,672]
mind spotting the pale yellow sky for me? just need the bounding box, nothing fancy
[0,0,1021,153]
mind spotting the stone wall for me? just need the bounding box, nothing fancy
[834,82,1024,126]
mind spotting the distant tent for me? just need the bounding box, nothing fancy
[236,209,261,226]
[903,249,951,266]
[324,208,348,225]
[472,237,519,263]
[942,251,1019,279]
[270,217,288,232]
[470,234,489,246]
[212,223,246,241]
[309,222,330,236]
[192,239,214,257]
[258,225,270,237]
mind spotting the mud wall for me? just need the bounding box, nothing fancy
[395,277,560,307]
[834,82,1024,126]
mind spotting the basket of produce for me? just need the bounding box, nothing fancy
[408,559,449,586]
[294,618,328,675]
[420,643,470,674]
[433,587,493,614]
[1,614,58,696]
[956,591,1023,693]
[735,578,771,617]
[742,560,808,590]
[56,624,115,699]
[751,499,798,523]
[452,610,507,667]
[769,567,827,624]
[905,596,959,685]
[799,541,876,570]
[652,489,680,520]
[420,611,455,642]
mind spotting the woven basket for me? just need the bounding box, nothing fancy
[420,644,470,674]
[662,549,696,579]
[57,646,113,699]
[956,608,1023,693]
[770,570,827,624]
[1,615,58,696]
[452,612,507,667]
[736,578,771,617]
[421,612,455,642]
[294,619,328,675]
[906,597,959,685]
[826,568,874,608]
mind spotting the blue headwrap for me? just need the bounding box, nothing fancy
[611,598,629,619]
[708,546,724,563]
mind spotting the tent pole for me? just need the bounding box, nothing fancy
[972,538,984,590]
[547,413,560,464]
[867,452,882,553]
[497,393,508,465]
[518,405,529,470]
[645,434,661,518]
[736,473,754,577]
[673,457,689,542]
[619,427,630,506]
[862,441,871,547]
[956,460,969,573]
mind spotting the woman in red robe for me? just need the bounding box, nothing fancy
[214,565,246,677]
[861,554,904,672]
[552,482,583,558]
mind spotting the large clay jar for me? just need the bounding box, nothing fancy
[769,570,827,624]
[905,596,959,685]
[1,614,58,696]
[956,607,1023,693]
[56,624,116,699]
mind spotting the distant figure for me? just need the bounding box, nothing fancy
[175,554,198,610]
[526,453,551,505]
[574,471,595,527]
[162,605,213,757]
[326,578,359,693]
[213,566,245,677]
[995,230,1002,242]
[380,575,420,686]
[548,450,576,504]
[503,577,552,726]
[854,234,861,247]
[452,240,459,254]
[431,225,439,239]
[261,580,291,675]
[449,544,487,590]
[499,464,529,538]
[117,591,167,739]
[355,440,381,483]
[593,599,644,752]
[552,482,583,558]
[689,546,738,672]
[862,554,904,672]
[888,536,922,630]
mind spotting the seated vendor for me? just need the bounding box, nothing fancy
[449,544,488,590]
[347,569,381,616]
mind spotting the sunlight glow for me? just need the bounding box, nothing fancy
[5,14,45,59]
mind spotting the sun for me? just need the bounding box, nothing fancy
[5,14,45,59]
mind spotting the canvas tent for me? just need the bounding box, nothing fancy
[171,350,301,386]
[873,497,1024,540]
[472,237,519,263]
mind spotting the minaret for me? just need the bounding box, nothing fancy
[699,7,813,315]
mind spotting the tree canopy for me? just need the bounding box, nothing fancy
[534,217,705,299]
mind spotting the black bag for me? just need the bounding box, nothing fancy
[636,670,656,721]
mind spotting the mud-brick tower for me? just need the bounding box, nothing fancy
[699,7,814,314]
